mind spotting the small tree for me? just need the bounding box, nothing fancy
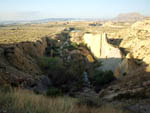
[93,70,115,86]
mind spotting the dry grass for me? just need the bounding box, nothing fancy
[0,24,65,44]
[0,89,129,113]
[0,21,130,44]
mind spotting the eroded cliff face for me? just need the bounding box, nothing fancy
[120,19,150,67]
[83,33,122,59]
[83,33,140,78]
[83,33,122,72]
[0,37,49,87]
[1,38,47,74]
[0,29,93,90]
[106,19,150,69]
[83,34,102,58]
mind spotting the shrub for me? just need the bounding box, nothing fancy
[69,27,75,31]
[93,70,115,86]
[79,43,88,49]
[46,87,62,97]
[63,42,79,50]
[48,69,84,93]
[47,53,85,92]
[71,42,79,49]
[38,56,64,72]
[37,55,85,93]
[56,31,70,41]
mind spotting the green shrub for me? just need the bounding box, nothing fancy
[69,27,75,31]
[63,42,79,50]
[93,70,115,86]
[71,42,78,49]
[38,56,64,71]
[37,55,84,93]
[56,31,70,41]
[46,87,62,97]
[38,53,85,93]
[63,45,75,50]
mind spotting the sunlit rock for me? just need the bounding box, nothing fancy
[83,33,122,73]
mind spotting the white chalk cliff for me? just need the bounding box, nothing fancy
[83,33,123,73]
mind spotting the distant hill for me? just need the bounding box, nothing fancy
[0,18,94,25]
[0,18,77,25]
[113,12,148,22]
[1,13,149,25]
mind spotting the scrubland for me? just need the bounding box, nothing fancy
[0,87,128,113]
[0,19,150,113]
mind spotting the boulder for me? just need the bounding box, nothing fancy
[114,57,138,78]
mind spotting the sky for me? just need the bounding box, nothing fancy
[0,0,150,21]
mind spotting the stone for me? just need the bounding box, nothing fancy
[114,58,138,78]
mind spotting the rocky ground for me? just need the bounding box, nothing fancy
[98,19,150,113]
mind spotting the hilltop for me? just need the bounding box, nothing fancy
[113,12,148,22]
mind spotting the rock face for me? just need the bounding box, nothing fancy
[83,33,122,73]
[0,37,49,87]
[2,38,47,75]
[70,31,84,44]
[83,33,102,58]
[114,54,139,78]
[120,19,150,66]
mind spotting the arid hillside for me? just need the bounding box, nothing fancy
[0,19,150,113]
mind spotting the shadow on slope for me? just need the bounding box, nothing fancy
[108,38,123,47]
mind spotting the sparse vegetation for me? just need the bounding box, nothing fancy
[71,42,79,48]
[0,17,150,113]
[92,70,115,86]
[37,56,64,72]
[37,55,85,93]
[0,88,128,113]
[0,24,65,44]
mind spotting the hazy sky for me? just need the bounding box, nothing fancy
[0,0,149,21]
